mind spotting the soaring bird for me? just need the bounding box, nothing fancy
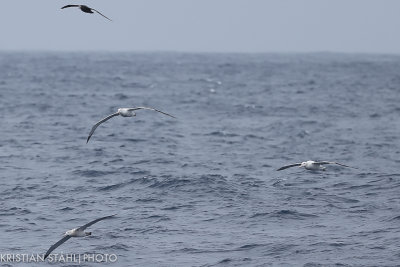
[44,214,116,260]
[87,107,176,143]
[61,5,112,21]
[277,160,357,171]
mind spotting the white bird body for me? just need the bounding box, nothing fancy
[65,228,90,237]
[118,108,136,117]
[277,160,356,171]
[301,160,325,170]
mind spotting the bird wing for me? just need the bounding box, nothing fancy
[87,112,120,143]
[276,163,301,171]
[78,214,116,231]
[316,161,357,169]
[61,5,79,9]
[92,8,112,21]
[128,107,176,119]
[44,235,71,259]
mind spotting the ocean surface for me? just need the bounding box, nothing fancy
[0,52,400,267]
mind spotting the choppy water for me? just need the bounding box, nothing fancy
[0,52,400,266]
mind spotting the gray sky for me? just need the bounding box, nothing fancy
[1,0,400,53]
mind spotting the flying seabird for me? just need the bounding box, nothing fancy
[276,160,357,171]
[44,214,116,260]
[87,107,176,143]
[61,5,112,21]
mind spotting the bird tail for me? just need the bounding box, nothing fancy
[85,232,92,236]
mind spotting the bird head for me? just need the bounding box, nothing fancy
[300,162,307,168]
[65,228,76,236]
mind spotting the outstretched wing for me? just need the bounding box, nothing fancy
[276,163,301,171]
[317,161,357,169]
[78,214,116,231]
[44,235,71,259]
[87,113,120,143]
[92,8,112,21]
[128,107,176,119]
[61,5,79,9]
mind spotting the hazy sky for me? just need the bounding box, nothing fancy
[1,0,400,53]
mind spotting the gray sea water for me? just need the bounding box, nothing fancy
[0,52,400,266]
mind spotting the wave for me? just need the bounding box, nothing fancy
[250,209,318,220]
[72,170,113,178]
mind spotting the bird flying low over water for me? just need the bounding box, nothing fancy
[44,214,116,260]
[276,160,357,171]
[87,107,176,143]
[61,5,112,21]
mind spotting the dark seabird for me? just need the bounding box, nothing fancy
[87,107,176,143]
[44,214,116,260]
[61,5,112,21]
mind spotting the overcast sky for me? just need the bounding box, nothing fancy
[1,0,400,53]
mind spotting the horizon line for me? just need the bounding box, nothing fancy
[1,49,400,56]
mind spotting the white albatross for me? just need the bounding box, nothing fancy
[276,160,357,171]
[87,107,176,143]
[44,214,116,260]
[61,5,112,21]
